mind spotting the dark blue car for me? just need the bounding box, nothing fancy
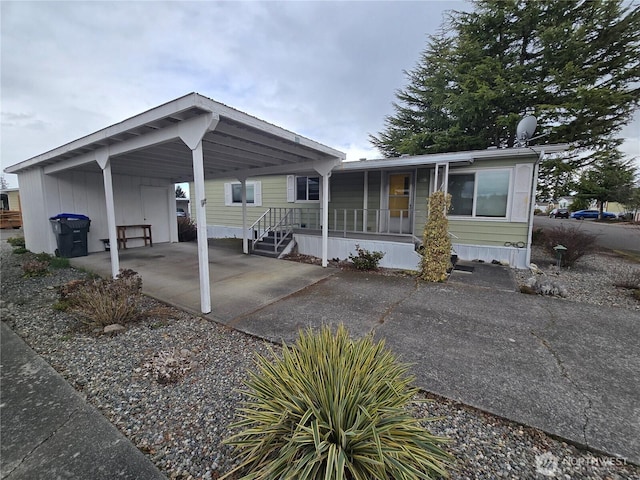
[570,209,616,219]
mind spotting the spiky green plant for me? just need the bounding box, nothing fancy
[224,325,451,479]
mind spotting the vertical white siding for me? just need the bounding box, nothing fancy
[17,167,175,254]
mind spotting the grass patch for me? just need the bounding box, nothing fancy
[612,249,640,264]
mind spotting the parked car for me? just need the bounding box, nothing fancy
[570,209,616,220]
[549,208,569,218]
[176,208,186,217]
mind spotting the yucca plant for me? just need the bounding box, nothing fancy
[224,325,451,479]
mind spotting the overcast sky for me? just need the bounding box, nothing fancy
[1,1,639,189]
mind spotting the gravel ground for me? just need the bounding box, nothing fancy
[513,245,640,311]
[1,241,639,480]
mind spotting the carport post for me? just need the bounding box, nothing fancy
[179,112,219,314]
[191,141,211,313]
[96,152,120,278]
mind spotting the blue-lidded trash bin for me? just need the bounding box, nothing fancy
[49,213,91,258]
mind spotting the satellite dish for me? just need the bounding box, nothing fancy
[515,115,537,147]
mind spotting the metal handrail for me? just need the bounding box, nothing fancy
[251,208,295,252]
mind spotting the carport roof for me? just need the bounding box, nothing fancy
[5,92,345,181]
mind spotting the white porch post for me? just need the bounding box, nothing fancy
[314,159,337,268]
[321,173,330,266]
[526,150,544,267]
[96,151,120,278]
[179,113,219,314]
[239,177,248,254]
[363,171,368,233]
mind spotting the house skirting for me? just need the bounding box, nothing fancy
[295,233,528,270]
[452,243,528,269]
[295,233,422,271]
[210,227,529,270]
[208,225,248,239]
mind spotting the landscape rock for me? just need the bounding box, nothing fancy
[104,323,126,334]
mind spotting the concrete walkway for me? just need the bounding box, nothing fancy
[0,322,166,480]
[6,240,639,472]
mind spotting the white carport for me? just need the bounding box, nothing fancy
[5,93,345,313]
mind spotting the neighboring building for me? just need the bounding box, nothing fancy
[556,196,574,209]
[197,145,568,269]
[0,187,21,211]
[0,187,23,229]
[176,197,190,217]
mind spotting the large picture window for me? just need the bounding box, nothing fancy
[447,170,510,218]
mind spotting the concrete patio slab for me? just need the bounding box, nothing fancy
[69,240,333,322]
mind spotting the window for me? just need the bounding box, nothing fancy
[288,176,320,202]
[447,170,510,218]
[224,181,261,206]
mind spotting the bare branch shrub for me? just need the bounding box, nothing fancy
[541,225,598,267]
[60,269,143,328]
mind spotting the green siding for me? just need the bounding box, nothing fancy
[328,172,365,230]
[448,220,528,246]
[191,176,320,228]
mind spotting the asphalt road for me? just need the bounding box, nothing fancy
[534,215,640,253]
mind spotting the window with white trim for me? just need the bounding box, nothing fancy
[287,176,320,202]
[447,170,510,218]
[224,181,262,206]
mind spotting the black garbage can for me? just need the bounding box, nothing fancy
[49,213,91,258]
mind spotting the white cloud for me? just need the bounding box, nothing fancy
[1,0,638,190]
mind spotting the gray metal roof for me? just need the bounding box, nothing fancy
[5,93,345,181]
[335,144,570,172]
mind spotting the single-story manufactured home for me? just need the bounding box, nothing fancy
[195,144,568,270]
[4,92,567,311]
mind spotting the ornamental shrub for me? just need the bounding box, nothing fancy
[177,216,197,242]
[541,225,597,267]
[224,325,451,480]
[348,244,385,270]
[60,269,143,328]
[7,236,25,248]
[420,191,452,282]
[22,258,49,277]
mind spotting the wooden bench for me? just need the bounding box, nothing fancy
[116,224,152,249]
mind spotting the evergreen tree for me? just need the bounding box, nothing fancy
[371,0,640,196]
[574,149,637,217]
[175,185,187,198]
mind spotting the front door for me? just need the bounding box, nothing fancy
[386,173,412,234]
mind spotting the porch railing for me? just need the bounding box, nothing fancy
[250,208,296,252]
[251,207,428,247]
[290,208,426,237]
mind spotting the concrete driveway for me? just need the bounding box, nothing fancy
[70,242,640,464]
[69,240,333,321]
